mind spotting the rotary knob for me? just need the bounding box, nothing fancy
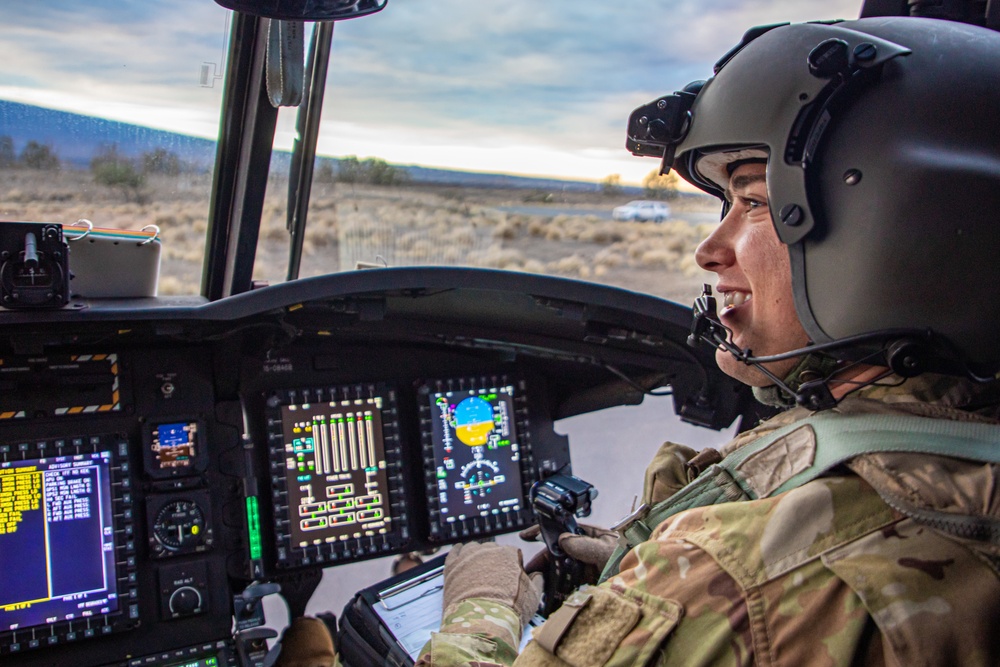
[169,585,203,615]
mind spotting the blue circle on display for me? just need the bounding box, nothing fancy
[454,396,494,446]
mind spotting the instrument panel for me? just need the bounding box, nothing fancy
[0,268,755,667]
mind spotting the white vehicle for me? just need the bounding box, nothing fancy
[612,200,672,222]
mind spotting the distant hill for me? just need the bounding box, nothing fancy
[385,163,645,194]
[0,99,645,193]
[0,100,217,170]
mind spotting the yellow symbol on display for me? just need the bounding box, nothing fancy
[454,396,495,446]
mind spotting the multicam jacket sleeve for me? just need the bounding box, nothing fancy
[416,597,521,667]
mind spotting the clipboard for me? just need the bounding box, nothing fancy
[338,553,545,666]
[65,220,161,298]
[367,557,446,658]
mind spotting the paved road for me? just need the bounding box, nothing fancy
[263,395,737,632]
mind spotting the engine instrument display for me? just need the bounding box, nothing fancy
[266,384,409,568]
[0,435,136,651]
[420,376,536,541]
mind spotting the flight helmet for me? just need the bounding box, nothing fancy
[629,17,1000,380]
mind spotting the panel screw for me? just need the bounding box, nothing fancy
[843,169,863,185]
[657,99,668,110]
[779,204,804,227]
[853,42,877,62]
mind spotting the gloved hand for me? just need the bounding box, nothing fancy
[442,541,543,626]
[520,523,618,581]
[643,441,700,505]
[273,616,337,667]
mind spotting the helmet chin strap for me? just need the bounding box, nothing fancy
[687,285,889,410]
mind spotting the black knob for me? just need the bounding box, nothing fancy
[853,42,877,63]
[169,586,202,615]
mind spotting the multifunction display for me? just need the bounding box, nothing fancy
[266,384,409,569]
[280,400,390,546]
[0,435,136,653]
[0,452,118,632]
[420,376,536,541]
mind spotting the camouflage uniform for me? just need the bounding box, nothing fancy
[416,375,1000,666]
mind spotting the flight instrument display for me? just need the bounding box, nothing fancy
[426,382,525,527]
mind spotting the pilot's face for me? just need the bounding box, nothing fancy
[694,162,809,386]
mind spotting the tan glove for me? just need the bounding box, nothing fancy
[442,541,543,626]
[643,441,699,505]
[519,523,618,589]
[274,616,337,667]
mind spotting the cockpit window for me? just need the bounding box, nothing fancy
[1,1,858,302]
[0,1,229,295]
[250,7,733,302]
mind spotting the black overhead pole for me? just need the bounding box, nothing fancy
[286,21,335,282]
[202,12,279,301]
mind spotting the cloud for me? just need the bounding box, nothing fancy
[314,0,864,179]
[0,0,872,181]
[0,0,228,130]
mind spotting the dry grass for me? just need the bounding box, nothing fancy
[0,167,720,304]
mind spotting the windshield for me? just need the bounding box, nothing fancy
[0,0,858,302]
[0,2,230,296]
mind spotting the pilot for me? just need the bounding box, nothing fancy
[280,14,1000,667]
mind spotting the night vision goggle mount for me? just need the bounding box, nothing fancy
[625,80,703,176]
[625,24,790,176]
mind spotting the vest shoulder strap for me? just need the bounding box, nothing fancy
[599,412,1000,582]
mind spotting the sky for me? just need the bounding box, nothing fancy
[0,0,862,184]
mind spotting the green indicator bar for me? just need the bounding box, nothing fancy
[246,496,263,560]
